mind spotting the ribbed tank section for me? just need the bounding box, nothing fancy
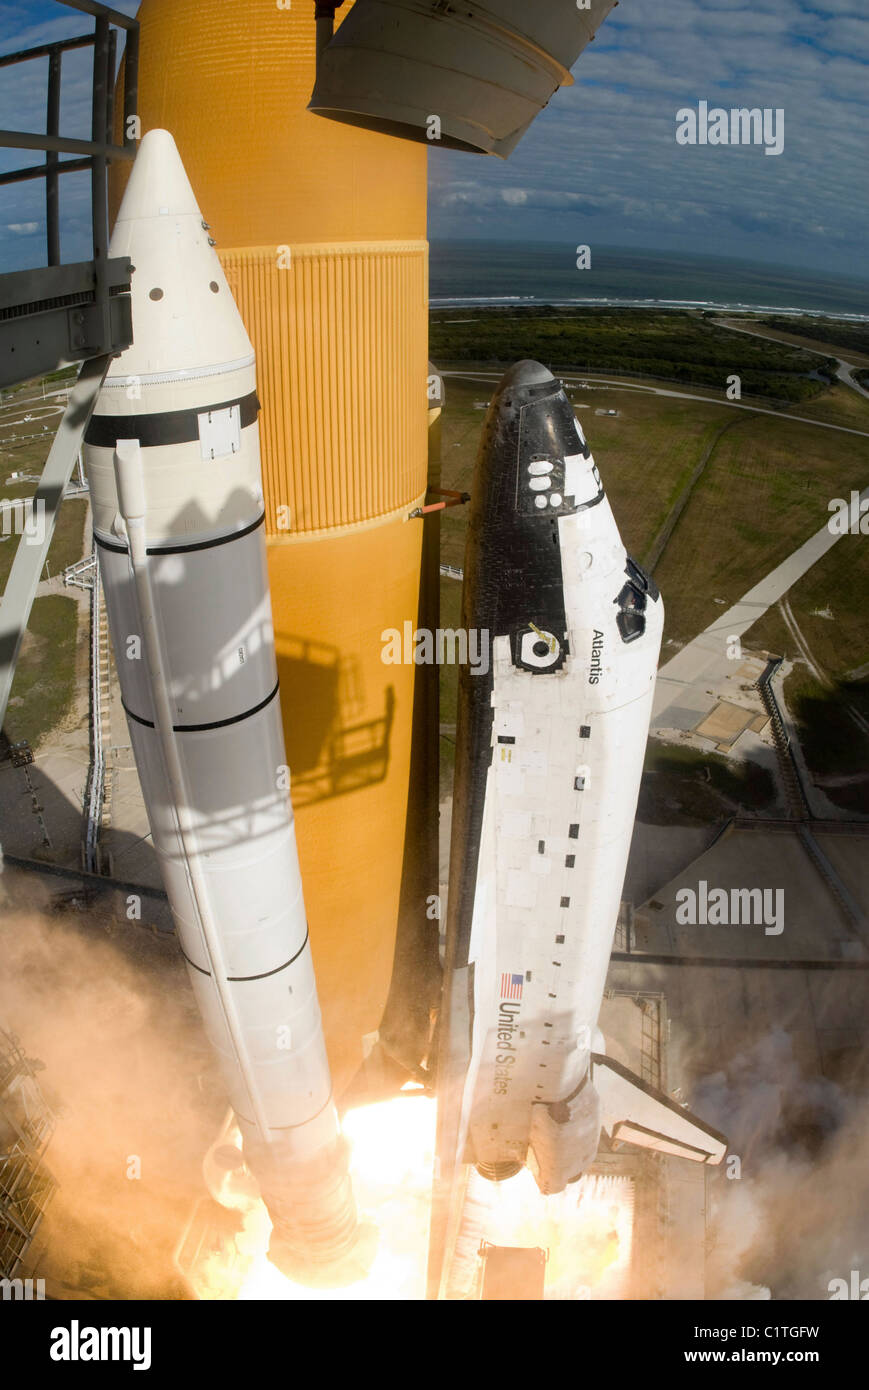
[220,242,428,534]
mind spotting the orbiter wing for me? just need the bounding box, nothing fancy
[591,1054,727,1165]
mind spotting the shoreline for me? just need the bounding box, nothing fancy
[430,298,869,322]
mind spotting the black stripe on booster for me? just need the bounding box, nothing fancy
[84,390,260,448]
[123,678,279,733]
[234,1090,336,1132]
[178,926,310,983]
[94,511,265,557]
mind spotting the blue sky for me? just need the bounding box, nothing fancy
[0,0,139,272]
[429,0,869,275]
[1,1,867,277]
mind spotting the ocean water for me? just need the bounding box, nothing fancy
[429,242,869,321]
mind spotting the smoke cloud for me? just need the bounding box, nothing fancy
[0,896,225,1299]
[698,1025,869,1300]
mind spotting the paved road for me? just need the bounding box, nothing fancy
[443,371,869,440]
[832,360,869,401]
[653,488,869,729]
[712,317,869,402]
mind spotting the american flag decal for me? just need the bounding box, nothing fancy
[501,972,524,1001]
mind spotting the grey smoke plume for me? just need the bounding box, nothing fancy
[0,903,225,1298]
[697,1026,869,1300]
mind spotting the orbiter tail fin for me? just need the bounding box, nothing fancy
[591,1054,727,1164]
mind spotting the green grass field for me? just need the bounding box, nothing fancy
[0,497,88,593]
[434,325,869,812]
[749,532,869,683]
[781,381,869,430]
[4,593,82,748]
[431,307,836,403]
[0,375,72,480]
[0,373,87,749]
[655,411,869,651]
[757,316,869,366]
[0,370,86,591]
[437,372,869,657]
[640,744,776,825]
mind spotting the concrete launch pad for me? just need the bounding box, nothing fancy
[694,701,768,752]
[632,822,869,963]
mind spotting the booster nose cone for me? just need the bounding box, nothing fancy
[113,127,201,222]
[105,127,253,385]
[86,128,259,545]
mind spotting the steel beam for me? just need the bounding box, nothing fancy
[0,131,133,160]
[0,34,93,69]
[0,157,90,188]
[0,355,110,729]
[0,257,129,309]
[122,26,139,150]
[46,50,62,267]
[57,0,138,29]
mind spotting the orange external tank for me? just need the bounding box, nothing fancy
[113,1,429,1096]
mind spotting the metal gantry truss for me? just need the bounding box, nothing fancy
[0,1,140,733]
[83,545,106,872]
[0,0,138,385]
[0,1026,57,1278]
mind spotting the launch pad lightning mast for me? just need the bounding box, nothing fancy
[82,130,359,1278]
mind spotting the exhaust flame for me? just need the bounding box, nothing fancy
[183,1095,437,1300]
[449,1169,635,1299]
[182,1098,635,1300]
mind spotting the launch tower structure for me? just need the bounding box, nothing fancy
[0,0,137,731]
[0,1026,57,1280]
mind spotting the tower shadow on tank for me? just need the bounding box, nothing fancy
[274,632,396,806]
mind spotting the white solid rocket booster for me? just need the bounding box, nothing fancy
[82,129,356,1267]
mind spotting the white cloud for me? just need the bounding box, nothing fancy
[428,0,869,272]
[6,221,38,235]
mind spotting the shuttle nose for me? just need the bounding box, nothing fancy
[497,359,556,392]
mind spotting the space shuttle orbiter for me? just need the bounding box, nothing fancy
[433,363,725,1272]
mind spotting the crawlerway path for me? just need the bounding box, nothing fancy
[712,317,869,403]
[444,370,869,441]
[652,487,869,729]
